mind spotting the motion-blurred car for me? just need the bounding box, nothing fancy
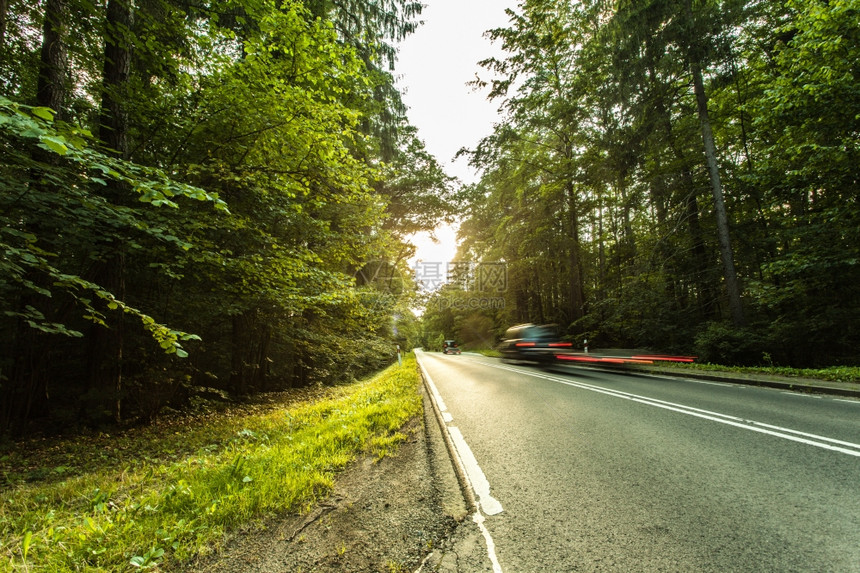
[442,340,461,354]
[498,323,571,364]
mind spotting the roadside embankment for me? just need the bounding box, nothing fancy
[0,355,430,572]
[631,363,860,398]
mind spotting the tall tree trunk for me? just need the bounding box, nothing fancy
[36,0,67,115]
[100,0,132,156]
[253,324,272,391]
[646,54,718,320]
[618,179,636,262]
[690,60,745,327]
[681,0,745,327]
[4,0,72,433]
[85,256,124,422]
[88,0,133,422]
[682,171,717,319]
[565,182,586,322]
[3,319,43,435]
[597,197,605,297]
[0,0,8,46]
[230,313,249,395]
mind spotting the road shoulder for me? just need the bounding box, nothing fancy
[188,382,470,573]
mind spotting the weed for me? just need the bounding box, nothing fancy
[20,531,32,570]
[129,546,165,569]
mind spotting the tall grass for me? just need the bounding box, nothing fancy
[0,355,422,571]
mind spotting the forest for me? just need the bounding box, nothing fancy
[0,0,457,436]
[2,0,858,438]
[423,0,860,369]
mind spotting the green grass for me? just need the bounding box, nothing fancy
[473,348,501,358]
[659,362,860,383]
[0,355,423,572]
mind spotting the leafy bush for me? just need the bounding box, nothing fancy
[694,322,766,366]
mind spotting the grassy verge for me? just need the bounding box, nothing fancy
[473,349,501,358]
[0,355,422,572]
[658,362,860,383]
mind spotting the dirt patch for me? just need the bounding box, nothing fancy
[190,388,471,573]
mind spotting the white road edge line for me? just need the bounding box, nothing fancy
[416,352,504,573]
[472,359,860,458]
[473,511,504,573]
[448,427,504,516]
[690,380,734,387]
[781,392,822,399]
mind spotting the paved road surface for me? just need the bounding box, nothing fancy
[416,350,860,572]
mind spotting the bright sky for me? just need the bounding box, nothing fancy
[396,0,516,273]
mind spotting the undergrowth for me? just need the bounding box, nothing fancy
[0,355,422,571]
[659,362,860,383]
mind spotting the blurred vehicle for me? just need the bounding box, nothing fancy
[442,340,461,355]
[498,323,571,364]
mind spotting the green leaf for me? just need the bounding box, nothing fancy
[31,107,55,121]
[39,135,68,155]
[22,531,33,561]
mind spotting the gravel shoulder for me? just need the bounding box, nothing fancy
[190,385,480,573]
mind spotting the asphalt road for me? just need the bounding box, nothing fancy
[416,350,860,573]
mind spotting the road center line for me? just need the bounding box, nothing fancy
[474,359,860,458]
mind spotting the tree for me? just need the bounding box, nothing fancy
[0,0,450,434]
[453,0,859,364]
[735,0,860,363]
[0,96,226,432]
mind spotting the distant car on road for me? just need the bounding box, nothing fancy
[498,323,571,364]
[442,340,461,355]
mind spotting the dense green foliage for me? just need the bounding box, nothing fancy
[0,357,422,571]
[0,0,455,435]
[662,362,860,384]
[427,0,860,366]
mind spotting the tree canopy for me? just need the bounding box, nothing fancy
[0,0,456,435]
[3,0,859,435]
[428,0,859,367]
